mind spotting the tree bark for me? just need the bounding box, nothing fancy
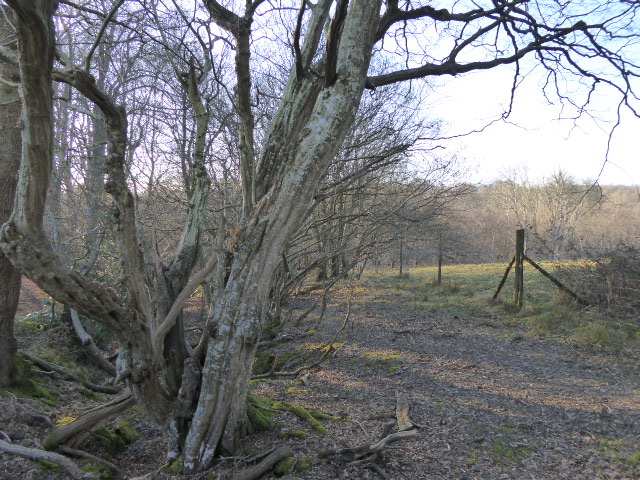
[0,6,22,387]
[182,1,382,471]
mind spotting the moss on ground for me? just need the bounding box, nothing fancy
[273,456,311,476]
[248,395,340,434]
[92,419,141,456]
[1,355,59,406]
[81,461,115,480]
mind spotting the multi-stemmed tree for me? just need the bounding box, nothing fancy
[2,0,639,473]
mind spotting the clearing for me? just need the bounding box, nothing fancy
[1,265,639,479]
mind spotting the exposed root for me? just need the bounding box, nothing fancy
[59,446,121,476]
[0,439,95,479]
[230,446,293,480]
[19,350,120,394]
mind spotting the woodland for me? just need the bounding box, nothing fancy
[0,1,639,479]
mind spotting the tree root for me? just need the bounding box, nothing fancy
[251,341,337,380]
[19,350,120,394]
[0,439,96,479]
[59,446,121,477]
[230,446,293,480]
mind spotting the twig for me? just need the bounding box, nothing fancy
[251,343,338,380]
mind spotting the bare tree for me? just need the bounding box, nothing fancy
[2,0,640,474]
[0,6,21,387]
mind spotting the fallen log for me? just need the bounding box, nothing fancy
[44,388,135,450]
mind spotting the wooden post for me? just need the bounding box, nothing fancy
[514,228,525,310]
[437,229,442,285]
[399,235,403,276]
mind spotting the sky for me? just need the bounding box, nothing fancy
[425,64,640,186]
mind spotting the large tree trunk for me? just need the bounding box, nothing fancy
[181,4,381,471]
[0,7,22,387]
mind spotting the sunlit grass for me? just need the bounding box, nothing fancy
[360,262,638,351]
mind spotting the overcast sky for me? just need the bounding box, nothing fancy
[426,64,640,186]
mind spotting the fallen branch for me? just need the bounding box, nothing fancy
[44,388,135,450]
[322,393,419,479]
[19,350,120,394]
[230,446,293,480]
[69,308,116,377]
[0,439,95,479]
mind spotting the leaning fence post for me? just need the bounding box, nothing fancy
[493,255,516,299]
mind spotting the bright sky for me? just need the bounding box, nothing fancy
[426,64,640,186]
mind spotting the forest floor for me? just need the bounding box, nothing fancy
[1,266,639,480]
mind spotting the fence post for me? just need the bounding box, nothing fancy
[437,229,442,285]
[514,228,525,310]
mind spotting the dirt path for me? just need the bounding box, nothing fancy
[259,277,640,480]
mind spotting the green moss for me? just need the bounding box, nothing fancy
[247,396,277,431]
[38,460,61,472]
[81,461,114,480]
[92,420,141,455]
[274,456,311,475]
[252,350,297,375]
[628,452,640,464]
[277,429,308,440]
[116,419,141,443]
[309,410,342,421]
[295,457,311,473]
[490,438,532,464]
[167,458,182,474]
[285,386,307,395]
[248,396,331,434]
[3,355,59,406]
[77,387,106,401]
[274,457,296,475]
[284,403,327,434]
[263,312,281,340]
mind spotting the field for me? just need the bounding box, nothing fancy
[1,263,639,479]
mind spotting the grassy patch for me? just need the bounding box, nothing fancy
[361,350,401,367]
[81,461,115,480]
[362,263,638,351]
[490,438,532,464]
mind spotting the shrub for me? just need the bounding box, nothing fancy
[557,245,640,318]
